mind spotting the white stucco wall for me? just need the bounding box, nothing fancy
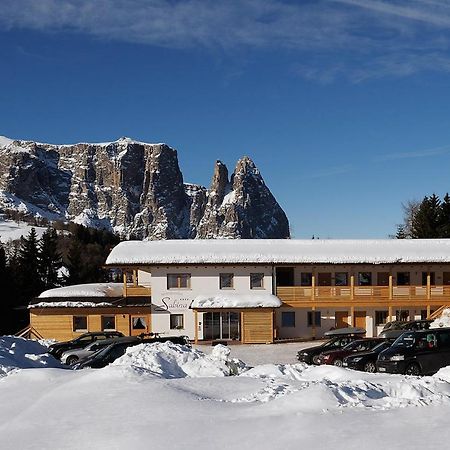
[140,265,273,340]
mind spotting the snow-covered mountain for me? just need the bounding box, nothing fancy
[0,136,290,239]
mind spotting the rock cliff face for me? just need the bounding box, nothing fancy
[0,136,290,239]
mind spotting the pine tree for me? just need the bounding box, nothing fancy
[439,193,450,238]
[17,228,43,304]
[395,224,407,239]
[39,227,62,289]
[66,240,84,285]
[410,194,442,238]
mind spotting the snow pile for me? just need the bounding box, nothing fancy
[0,336,62,378]
[38,283,123,298]
[430,308,450,328]
[192,294,282,308]
[112,342,246,378]
[240,363,450,409]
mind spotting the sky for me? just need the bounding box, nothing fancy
[2,0,450,238]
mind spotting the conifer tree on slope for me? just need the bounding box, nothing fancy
[17,228,43,306]
[39,227,62,290]
[439,193,450,238]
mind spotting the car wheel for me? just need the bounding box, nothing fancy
[66,356,79,365]
[312,355,321,365]
[405,363,421,376]
[333,359,343,367]
[364,362,376,373]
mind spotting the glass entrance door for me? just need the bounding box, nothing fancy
[203,312,240,340]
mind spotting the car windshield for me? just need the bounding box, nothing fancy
[372,341,390,352]
[342,341,362,351]
[392,332,415,348]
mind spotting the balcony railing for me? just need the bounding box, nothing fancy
[276,285,450,307]
[123,284,151,297]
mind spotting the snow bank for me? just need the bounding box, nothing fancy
[112,342,246,378]
[430,308,450,328]
[37,283,123,299]
[192,294,281,308]
[0,336,62,378]
[105,238,450,266]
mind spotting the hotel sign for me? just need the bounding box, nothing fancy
[161,296,193,311]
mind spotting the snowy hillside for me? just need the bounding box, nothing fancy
[0,219,47,243]
[1,338,450,449]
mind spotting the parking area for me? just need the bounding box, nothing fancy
[194,341,322,366]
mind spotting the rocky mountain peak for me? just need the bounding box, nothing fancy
[0,136,290,239]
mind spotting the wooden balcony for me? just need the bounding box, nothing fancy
[123,284,151,297]
[276,285,450,308]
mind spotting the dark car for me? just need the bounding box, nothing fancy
[48,331,124,358]
[343,340,392,372]
[298,335,365,365]
[317,338,383,367]
[378,320,432,340]
[377,327,450,376]
[74,334,191,369]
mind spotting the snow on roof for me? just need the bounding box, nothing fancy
[105,239,450,266]
[191,294,282,309]
[29,301,114,309]
[38,283,123,299]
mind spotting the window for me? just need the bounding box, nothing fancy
[250,273,264,289]
[396,310,409,321]
[220,273,234,289]
[281,312,295,327]
[335,272,348,286]
[375,311,388,326]
[307,311,321,327]
[358,272,372,286]
[167,273,191,289]
[101,316,116,331]
[397,272,410,286]
[300,272,312,286]
[72,316,88,332]
[132,317,147,330]
[422,272,436,286]
[170,314,184,329]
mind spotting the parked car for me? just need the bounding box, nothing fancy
[316,338,383,367]
[60,337,134,365]
[377,327,450,375]
[48,331,124,359]
[378,320,432,340]
[74,334,191,369]
[343,340,392,372]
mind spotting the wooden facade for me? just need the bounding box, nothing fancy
[30,306,152,341]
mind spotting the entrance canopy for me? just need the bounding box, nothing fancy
[191,294,282,309]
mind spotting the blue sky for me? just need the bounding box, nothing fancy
[2,1,450,238]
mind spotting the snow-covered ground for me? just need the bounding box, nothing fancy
[1,338,450,449]
[0,219,47,243]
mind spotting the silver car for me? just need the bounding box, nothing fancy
[61,337,122,365]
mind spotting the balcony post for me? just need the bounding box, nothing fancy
[311,273,315,303]
[427,273,431,300]
[350,305,355,327]
[388,305,393,323]
[350,275,354,300]
[132,269,138,286]
[194,310,199,344]
[389,275,393,300]
[123,271,128,298]
[427,304,431,319]
[311,305,316,339]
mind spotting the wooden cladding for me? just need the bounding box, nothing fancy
[277,285,450,307]
[242,310,274,344]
